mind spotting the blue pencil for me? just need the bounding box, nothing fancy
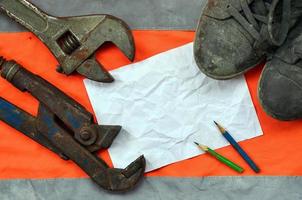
[214,121,260,173]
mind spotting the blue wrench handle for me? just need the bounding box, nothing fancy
[0,97,36,134]
[0,97,67,159]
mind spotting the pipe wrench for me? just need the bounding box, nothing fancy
[0,57,145,192]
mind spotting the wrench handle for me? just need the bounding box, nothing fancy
[0,0,49,33]
[0,97,68,158]
[0,59,93,131]
[0,97,36,134]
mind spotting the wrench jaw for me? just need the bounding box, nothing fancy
[66,14,135,82]
[75,55,114,83]
[100,15,136,62]
[78,124,122,153]
[96,125,122,149]
[94,155,146,192]
[75,15,135,82]
[79,124,145,192]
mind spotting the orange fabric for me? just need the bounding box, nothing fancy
[0,31,301,179]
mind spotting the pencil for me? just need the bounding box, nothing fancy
[214,121,260,173]
[194,142,244,173]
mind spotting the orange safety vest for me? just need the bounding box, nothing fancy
[0,1,301,199]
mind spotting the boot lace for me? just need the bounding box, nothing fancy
[226,0,292,47]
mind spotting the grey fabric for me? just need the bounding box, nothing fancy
[0,176,301,200]
[0,0,206,31]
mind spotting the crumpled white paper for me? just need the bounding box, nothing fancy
[84,43,263,172]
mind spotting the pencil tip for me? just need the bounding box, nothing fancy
[194,142,208,151]
[199,144,209,151]
[214,121,225,133]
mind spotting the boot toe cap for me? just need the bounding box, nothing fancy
[259,60,302,120]
[194,15,262,79]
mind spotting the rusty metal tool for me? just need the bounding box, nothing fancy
[0,0,135,82]
[0,57,145,192]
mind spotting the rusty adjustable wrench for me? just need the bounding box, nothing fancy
[0,0,135,82]
[0,57,145,192]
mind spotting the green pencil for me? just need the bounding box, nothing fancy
[194,142,244,173]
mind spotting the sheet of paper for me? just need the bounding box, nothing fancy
[84,43,263,172]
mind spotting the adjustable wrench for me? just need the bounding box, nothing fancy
[0,0,135,82]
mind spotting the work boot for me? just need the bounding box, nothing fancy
[258,20,302,120]
[194,0,302,80]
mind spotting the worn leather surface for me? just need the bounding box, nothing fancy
[194,0,302,80]
[205,0,254,19]
[259,20,302,120]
